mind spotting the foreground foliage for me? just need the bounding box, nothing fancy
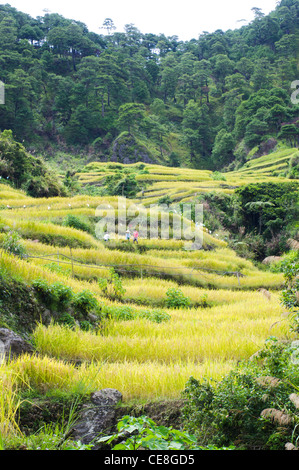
[182,257,299,450]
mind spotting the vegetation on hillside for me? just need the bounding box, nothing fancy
[0,1,298,169]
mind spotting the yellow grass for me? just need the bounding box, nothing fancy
[3,353,239,401]
[0,156,294,410]
[0,364,23,439]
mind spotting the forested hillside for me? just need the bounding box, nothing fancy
[0,1,299,169]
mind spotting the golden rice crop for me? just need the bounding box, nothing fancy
[5,352,235,400]
[0,364,23,439]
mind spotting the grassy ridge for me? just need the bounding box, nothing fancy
[74,148,297,205]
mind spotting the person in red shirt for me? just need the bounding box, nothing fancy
[133,230,139,244]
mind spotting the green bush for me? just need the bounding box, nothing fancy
[103,305,135,321]
[182,368,291,449]
[57,312,76,328]
[280,255,299,332]
[97,415,199,450]
[102,305,171,323]
[138,309,171,323]
[2,231,27,258]
[165,288,191,309]
[62,214,94,235]
[98,268,126,301]
[32,279,73,312]
[72,289,100,318]
[32,280,101,330]
[0,130,66,198]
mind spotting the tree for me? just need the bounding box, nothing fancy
[245,201,274,234]
[244,117,269,148]
[101,18,116,35]
[251,7,265,20]
[267,104,290,131]
[212,54,234,92]
[211,129,235,169]
[117,103,145,134]
[160,53,179,103]
[19,24,44,44]
[105,171,140,198]
[182,101,213,165]
[237,182,299,238]
[0,16,17,50]
[278,124,299,147]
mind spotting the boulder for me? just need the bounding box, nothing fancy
[0,328,34,360]
[285,443,298,450]
[262,256,281,265]
[71,389,122,447]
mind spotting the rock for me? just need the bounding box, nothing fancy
[0,328,34,360]
[71,389,122,447]
[285,443,298,450]
[111,133,154,165]
[262,256,281,265]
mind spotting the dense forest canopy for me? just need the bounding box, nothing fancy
[0,1,298,169]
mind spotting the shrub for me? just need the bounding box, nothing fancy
[62,214,94,235]
[51,282,74,311]
[2,231,27,258]
[45,262,71,277]
[103,305,135,321]
[32,280,102,330]
[32,278,56,309]
[72,289,100,319]
[182,332,299,449]
[182,367,292,449]
[102,305,171,323]
[57,312,76,328]
[138,309,171,323]
[165,288,191,309]
[0,130,66,198]
[97,415,199,450]
[211,171,226,181]
[280,255,299,332]
[32,279,73,312]
[98,268,126,301]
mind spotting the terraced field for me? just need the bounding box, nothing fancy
[76,147,298,205]
[0,163,292,406]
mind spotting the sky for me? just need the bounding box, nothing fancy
[4,0,280,41]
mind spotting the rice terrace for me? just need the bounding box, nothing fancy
[0,0,299,453]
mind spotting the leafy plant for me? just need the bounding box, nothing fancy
[138,309,171,324]
[2,231,27,258]
[32,279,73,312]
[280,255,299,332]
[72,289,100,319]
[97,415,199,450]
[62,214,93,235]
[45,262,71,277]
[98,268,126,301]
[57,312,76,328]
[165,288,191,309]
